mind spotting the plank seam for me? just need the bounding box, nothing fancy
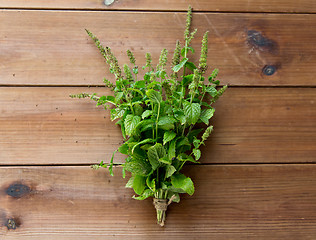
[0,8,315,14]
[0,85,315,88]
[0,162,315,167]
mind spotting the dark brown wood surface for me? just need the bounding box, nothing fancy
[0,0,315,13]
[1,87,315,165]
[1,11,315,86]
[1,165,316,239]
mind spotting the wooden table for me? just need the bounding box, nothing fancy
[0,1,316,239]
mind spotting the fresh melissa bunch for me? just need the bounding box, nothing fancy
[70,6,227,226]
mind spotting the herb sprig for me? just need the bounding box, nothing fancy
[71,6,227,226]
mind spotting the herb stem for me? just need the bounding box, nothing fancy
[155,103,161,140]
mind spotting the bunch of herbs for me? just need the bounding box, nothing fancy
[70,6,227,226]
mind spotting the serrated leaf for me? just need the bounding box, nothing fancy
[168,139,176,160]
[173,58,188,72]
[193,148,201,160]
[200,108,215,125]
[132,175,146,195]
[183,101,201,125]
[133,189,154,200]
[163,131,176,145]
[205,86,217,97]
[115,92,124,102]
[147,143,166,170]
[158,116,176,130]
[165,165,176,178]
[146,89,162,103]
[142,110,152,119]
[124,158,151,176]
[171,174,195,196]
[124,114,141,136]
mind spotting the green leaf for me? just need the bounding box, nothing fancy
[171,173,195,196]
[159,156,172,165]
[181,47,195,57]
[142,110,152,119]
[193,138,200,148]
[124,158,151,176]
[185,61,197,71]
[124,114,141,136]
[173,58,188,72]
[147,143,166,170]
[134,80,146,88]
[205,86,217,97]
[176,137,190,148]
[158,116,176,125]
[178,153,198,163]
[193,148,201,160]
[163,131,176,145]
[174,110,186,125]
[133,189,154,200]
[158,116,176,130]
[132,175,146,195]
[183,101,201,125]
[125,176,134,188]
[146,89,162,103]
[165,165,176,178]
[200,108,215,125]
[168,139,176,160]
[133,104,143,116]
[115,92,124,102]
[182,74,193,86]
[127,88,144,98]
[118,143,129,155]
[146,177,156,191]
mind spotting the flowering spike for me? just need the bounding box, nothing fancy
[172,41,181,68]
[127,50,136,65]
[198,31,209,74]
[123,64,133,82]
[184,6,193,41]
[157,49,168,71]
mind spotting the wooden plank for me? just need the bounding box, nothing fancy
[0,0,316,13]
[0,165,316,239]
[1,11,315,86]
[0,87,315,165]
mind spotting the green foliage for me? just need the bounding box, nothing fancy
[72,6,227,207]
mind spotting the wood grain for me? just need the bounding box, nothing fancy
[1,87,315,165]
[0,165,316,239]
[1,11,316,86]
[0,0,315,13]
